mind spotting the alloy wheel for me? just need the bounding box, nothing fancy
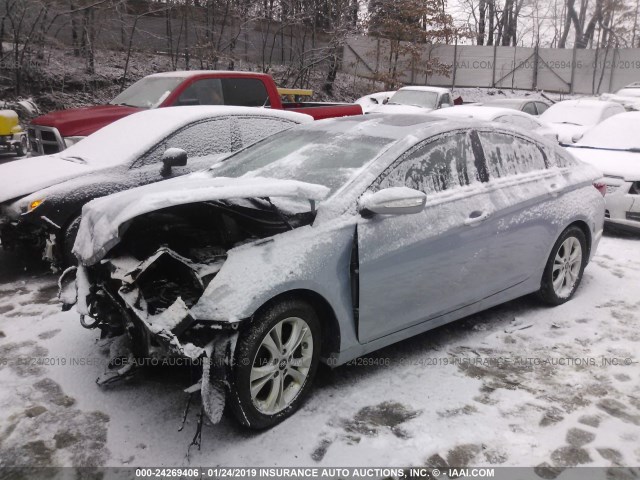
[250,317,313,414]
[552,236,582,298]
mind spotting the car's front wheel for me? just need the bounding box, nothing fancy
[228,298,321,429]
[538,225,587,305]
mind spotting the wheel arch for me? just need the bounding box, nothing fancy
[248,289,341,359]
[567,219,592,260]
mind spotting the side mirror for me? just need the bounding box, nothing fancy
[571,133,584,143]
[359,187,426,216]
[161,148,188,176]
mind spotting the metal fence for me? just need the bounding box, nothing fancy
[343,36,640,94]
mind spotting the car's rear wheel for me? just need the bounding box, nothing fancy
[538,225,587,305]
[15,136,27,157]
[228,299,321,429]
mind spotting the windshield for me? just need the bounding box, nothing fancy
[389,90,438,109]
[576,114,640,150]
[209,124,398,194]
[540,103,602,126]
[110,77,184,108]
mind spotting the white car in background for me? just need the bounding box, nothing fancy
[432,105,558,142]
[369,86,453,114]
[539,99,624,144]
[565,112,640,234]
[354,91,396,113]
[601,82,640,111]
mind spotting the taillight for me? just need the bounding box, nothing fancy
[593,181,607,197]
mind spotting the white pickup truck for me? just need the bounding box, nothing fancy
[368,86,454,114]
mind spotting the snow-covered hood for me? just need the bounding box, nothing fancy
[0,155,93,204]
[74,175,330,265]
[31,105,141,137]
[549,123,590,144]
[368,104,432,115]
[566,147,640,181]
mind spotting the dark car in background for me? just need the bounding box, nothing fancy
[0,107,311,266]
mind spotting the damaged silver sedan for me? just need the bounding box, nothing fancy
[62,114,605,429]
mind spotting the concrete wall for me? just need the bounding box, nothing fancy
[343,35,640,94]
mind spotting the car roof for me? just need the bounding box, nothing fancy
[147,70,271,79]
[126,105,312,125]
[550,98,621,110]
[483,98,536,106]
[397,86,451,94]
[432,105,535,121]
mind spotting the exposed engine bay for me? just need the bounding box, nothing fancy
[60,198,315,420]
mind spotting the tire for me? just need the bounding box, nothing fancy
[60,215,82,267]
[228,298,322,429]
[15,136,27,157]
[537,225,587,305]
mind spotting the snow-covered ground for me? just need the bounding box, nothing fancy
[0,231,639,468]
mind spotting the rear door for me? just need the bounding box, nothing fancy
[356,130,500,343]
[474,129,554,292]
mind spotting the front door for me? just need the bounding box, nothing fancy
[356,130,497,343]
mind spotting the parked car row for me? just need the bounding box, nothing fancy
[4,71,637,431]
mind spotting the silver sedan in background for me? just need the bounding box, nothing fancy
[68,114,605,429]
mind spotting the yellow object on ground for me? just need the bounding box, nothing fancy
[0,110,20,136]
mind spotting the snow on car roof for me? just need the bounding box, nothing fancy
[483,98,533,106]
[575,111,640,150]
[397,86,451,94]
[432,105,532,121]
[548,98,619,111]
[60,106,312,167]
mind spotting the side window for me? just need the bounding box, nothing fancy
[478,131,547,178]
[237,117,296,147]
[535,102,549,115]
[221,78,269,107]
[522,102,537,115]
[133,118,233,168]
[374,132,478,195]
[176,79,224,106]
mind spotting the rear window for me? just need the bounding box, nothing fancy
[222,78,269,107]
[478,131,547,178]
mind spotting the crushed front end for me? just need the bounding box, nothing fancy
[62,199,315,422]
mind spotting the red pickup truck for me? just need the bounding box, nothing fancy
[28,71,363,155]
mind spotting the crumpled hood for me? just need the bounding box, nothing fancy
[31,105,141,137]
[0,156,92,204]
[74,175,330,265]
[566,147,640,181]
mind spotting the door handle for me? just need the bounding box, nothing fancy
[464,211,491,226]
